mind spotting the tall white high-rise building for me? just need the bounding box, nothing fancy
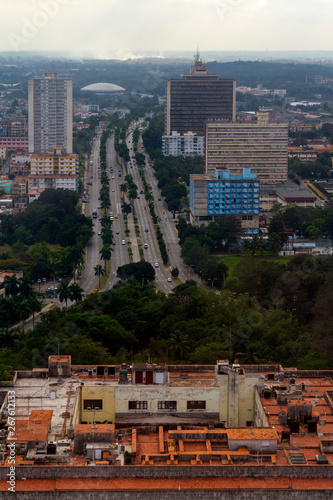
[28,72,72,154]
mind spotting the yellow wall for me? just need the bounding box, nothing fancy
[71,370,263,427]
[81,386,115,424]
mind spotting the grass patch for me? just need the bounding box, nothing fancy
[172,277,182,286]
[210,254,293,283]
[99,272,108,289]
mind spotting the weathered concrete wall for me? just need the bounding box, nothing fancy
[254,388,269,427]
[114,385,220,415]
[2,490,333,500]
[0,465,332,480]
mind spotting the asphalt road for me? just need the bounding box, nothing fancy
[79,137,104,294]
[19,125,201,332]
[104,134,130,289]
[134,132,201,287]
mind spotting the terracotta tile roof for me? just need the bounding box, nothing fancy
[9,410,52,444]
[74,424,115,435]
[227,428,278,441]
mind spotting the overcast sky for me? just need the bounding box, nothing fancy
[1,0,333,58]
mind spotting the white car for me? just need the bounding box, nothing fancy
[155,263,159,268]
[112,189,115,192]
[98,231,101,236]
[167,278,172,282]
[112,176,115,179]
[122,240,126,245]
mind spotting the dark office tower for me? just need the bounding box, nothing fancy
[28,72,72,154]
[165,52,236,136]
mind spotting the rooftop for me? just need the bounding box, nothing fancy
[1,363,333,493]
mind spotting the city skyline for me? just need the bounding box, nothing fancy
[0,0,332,58]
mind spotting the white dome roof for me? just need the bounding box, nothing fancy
[81,82,125,93]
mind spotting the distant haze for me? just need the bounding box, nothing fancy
[0,0,333,58]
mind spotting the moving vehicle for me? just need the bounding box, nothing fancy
[155,263,159,267]
[167,278,172,282]
[144,243,148,249]
[122,240,126,245]
[145,227,149,232]
[92,209,98,218]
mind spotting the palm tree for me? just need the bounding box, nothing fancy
[15,298,31,333]
[258,237,266,257]
[68,243,84,282]
[267,232,283,256]
[18,276,34,300]
[121,202,132,215]
[100,244,112,273]
[167,331,190,361]
[120,183,127,196]
[240,239,251,255]
[58,280,71,308]
[28,293,42,329]
[101,228,113,245]
[249,235,260,257]
[3,275,20,298]
[94,264,105,288]
[68,283,84,303]
[0,298,16,332]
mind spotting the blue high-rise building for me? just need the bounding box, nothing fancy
[190,169,260,236]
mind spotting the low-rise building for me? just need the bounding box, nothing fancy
[260,183,317,211]
[11,176,28,195]
[30,147,79,176]
[0,179,12,194]
[28,174,79,193]
[28,187,43,203]
[0,359,332,496]
[0,136,28,152]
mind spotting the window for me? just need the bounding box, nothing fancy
[187,400,206,410]
[84,399,103,410]
[128,401,147,410]
[158,401,177,410]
